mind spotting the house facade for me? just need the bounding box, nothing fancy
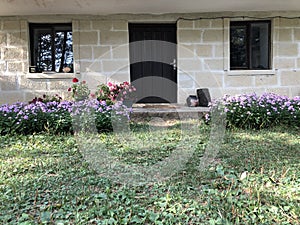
[1,1,300,104]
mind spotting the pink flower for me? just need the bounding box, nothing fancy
[82,80,86,84]
[72,78,79,83]
[108,82,112,87]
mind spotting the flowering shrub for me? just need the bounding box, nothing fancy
[118,81,137,101]
[95,83,114,104]
[71,99,131,133]
[95,81,136,104]
[0,78,135,135]
[0,99,130,135]
[68,78,90,101]
[206,93,300,129]
[0,101,73,135]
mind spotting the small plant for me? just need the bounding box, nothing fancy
[95,83,115,105]
[94,81,136,105]
[117,81,137,101]
[68,78,90,101]
[29,94,62,104]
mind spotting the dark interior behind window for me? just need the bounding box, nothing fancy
[230,21,271,70]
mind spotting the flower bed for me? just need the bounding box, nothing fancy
[207,93,300,129]
[0,79,136,135]
[0,99,130,135]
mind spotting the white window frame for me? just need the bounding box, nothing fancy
[224,18,277,76]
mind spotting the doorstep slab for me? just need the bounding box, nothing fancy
[130,104,209,121]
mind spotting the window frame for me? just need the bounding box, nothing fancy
[230,20,271,71]
[29,23,73,73]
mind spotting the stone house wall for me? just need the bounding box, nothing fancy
[177,16,300,102]
[1,12,300,105]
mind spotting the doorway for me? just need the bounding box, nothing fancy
[129,23,177,103]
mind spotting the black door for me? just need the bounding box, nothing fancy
[129,23,177,103]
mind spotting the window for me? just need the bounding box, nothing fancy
[230,21,271,70]
[29,23,73,73]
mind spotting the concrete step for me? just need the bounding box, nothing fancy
[130,104,209,121]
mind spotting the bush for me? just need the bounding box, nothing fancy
[71,99,130,133]
[0,100,130,135]
[94,81,137,104]
[0,78,135,135]
[207,93,300,129]
[28,93,62,104]
[68,78,90,101]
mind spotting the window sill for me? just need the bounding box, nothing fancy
[227,70,276,76]
[26,73,75,79]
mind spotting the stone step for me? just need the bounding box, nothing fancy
[130,104,209,121]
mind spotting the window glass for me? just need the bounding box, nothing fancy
[230,25,247,69]
[230,21,270,70]
[30,23,73,73]
[250,23,270,69]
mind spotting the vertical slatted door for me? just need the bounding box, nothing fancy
[129,23,177,103]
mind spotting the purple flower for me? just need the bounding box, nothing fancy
[288,106,295,111]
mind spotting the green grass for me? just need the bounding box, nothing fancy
[0,121,299,224]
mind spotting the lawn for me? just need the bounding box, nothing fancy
[0,121,299,224]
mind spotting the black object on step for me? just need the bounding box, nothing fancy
[186,95,199,107]
[197,88,211,107]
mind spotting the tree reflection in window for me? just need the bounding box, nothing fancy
[230,25,247,69]
[30,23,73,73]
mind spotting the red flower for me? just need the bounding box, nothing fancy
[68,87,72,92]
[72,78,79,83]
